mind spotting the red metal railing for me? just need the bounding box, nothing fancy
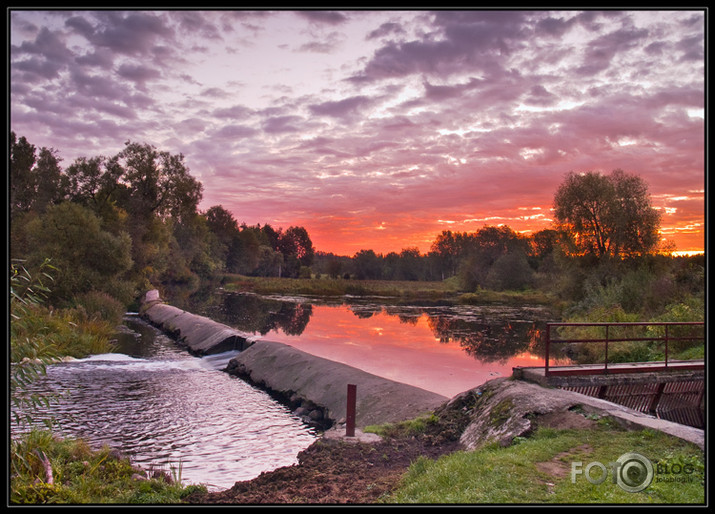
[545,322,705,376]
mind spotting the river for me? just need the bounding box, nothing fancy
[12,314,319,492]
[12,291,558,491]
[189,292,558,398]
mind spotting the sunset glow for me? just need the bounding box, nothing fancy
[9,9,705,256]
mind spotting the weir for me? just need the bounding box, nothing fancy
[140,291,447,430]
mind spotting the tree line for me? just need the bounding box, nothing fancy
[9,132,315,308]
[10,131,703,327]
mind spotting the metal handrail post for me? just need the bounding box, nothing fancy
[664,325,669,369]
[604,324,609,374]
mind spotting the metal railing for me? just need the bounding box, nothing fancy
[545,322,705,376]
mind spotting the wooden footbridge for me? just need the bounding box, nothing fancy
[513,322,705,428]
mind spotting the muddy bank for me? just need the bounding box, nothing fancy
[187,375,705,504]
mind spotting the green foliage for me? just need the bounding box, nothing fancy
[484,251,535,291]
[364,413,440,439]
[22,202,133,304]
[73,290,127,326]
[10,431,200,504]
[10,260,61,428]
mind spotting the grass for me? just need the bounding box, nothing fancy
[10,430,206,504]
[384,423,705,504]
[364,413,442,439]
[221,274,559,306]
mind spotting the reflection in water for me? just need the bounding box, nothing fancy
[201,293,313,336]
[190,293,557,397]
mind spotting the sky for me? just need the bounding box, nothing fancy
[9,9,706,256]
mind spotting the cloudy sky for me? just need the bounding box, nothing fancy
[9,9,705,255]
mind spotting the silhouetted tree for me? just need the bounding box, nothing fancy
[553,169,661,259]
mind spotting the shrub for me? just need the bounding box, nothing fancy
[74,290,126,325]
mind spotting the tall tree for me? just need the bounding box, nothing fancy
[10,132,36,217]
[65,155,124,214]
[553,169,661,259]
[32,147,67,213]
[278,226,315,277]
[116,141,203,222]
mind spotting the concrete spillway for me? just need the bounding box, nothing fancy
[140,290,447,429]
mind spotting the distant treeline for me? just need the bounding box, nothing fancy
[10,132,704,329]
[313,226,557,289]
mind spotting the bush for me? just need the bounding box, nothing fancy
[484,252,534,291]
[74,291,126,325]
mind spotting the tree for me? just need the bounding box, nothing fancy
[10,132,36,217]
[116,141,203,222]
[430,230,461,279]
[10,133,68,217]
[32,147,67,213]
[23,203,133,303]
[65,155,124,217]
[353,249,382,280]
[397,247,424,281]
[278,226,315,277]
[553,169,661,259]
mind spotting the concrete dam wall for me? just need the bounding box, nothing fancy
[140,291,447,429]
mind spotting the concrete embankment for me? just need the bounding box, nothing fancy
[140,290,447,430]
[225,340,447,429]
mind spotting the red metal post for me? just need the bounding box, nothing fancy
[346,384,356,437]
[545,324,550,377]
[664,325,669,369]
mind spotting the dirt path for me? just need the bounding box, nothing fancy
[184,435,461,504]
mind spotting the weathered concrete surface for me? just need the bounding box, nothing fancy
[141,298,255,356]
[226,340,448,429]
[452,378,704,451]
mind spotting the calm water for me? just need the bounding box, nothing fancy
[12,315,318,492]
[190,292,558,398]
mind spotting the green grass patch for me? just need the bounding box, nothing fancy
[457,288,557,306]
[364,413,441,439]
[221,274,459,300]
[10,430,205,504]
[385,425,704,504]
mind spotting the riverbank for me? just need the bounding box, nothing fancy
[220,274,559,307]
[186,378,705,504]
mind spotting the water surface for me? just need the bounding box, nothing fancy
[13,315,318,491]
[193,292,559,397]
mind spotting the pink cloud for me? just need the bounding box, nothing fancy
[9,9,705,255]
